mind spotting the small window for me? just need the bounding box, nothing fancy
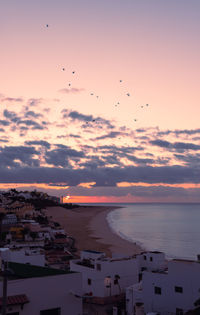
[150,256,153,261]
[97,263,101,271]
[139,273,142,282]
[175,286,183,293]
[40,308,61,315]
[114,279,118,285]
[88,278,92,285]
[176,308,183,315]
[144,255,147,260]
[154,286,162,295]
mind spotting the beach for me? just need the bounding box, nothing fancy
[46,205,143,257]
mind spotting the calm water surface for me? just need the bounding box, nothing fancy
[81,203,200,260]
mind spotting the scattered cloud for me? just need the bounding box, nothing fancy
[58,87,84,94]
[150,139,200,151]
[0,95,23,103]
[25,140,51,149]
[27,98,43,107]
[25,111,43,119]
[0,120,10,126]
[95,131,124,140]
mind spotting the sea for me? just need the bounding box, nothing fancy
[80,203,200,260]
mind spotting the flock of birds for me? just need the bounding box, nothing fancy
[45,23,150,124]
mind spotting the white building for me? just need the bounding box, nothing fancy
[0,247,45,267]
[2,214,17,225]
[126,253,200,315]
[0,261,82,315]
[136,251,167,273]
[6,240,45,249]
[126,251,167,315]
[70,250,139,298]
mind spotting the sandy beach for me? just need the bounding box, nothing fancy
[45,205,143,257]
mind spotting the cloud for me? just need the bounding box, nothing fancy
[62,110,114,129]
[3,110,20,122]
[150,139,200,151]
[0,139,8,143]
[58,88,84,94]
[157,128,200,136]
[95,131,125,140]
[25,111,43,119]
[69,134,81,138]
[150,139,171,148]
[0,165,199,186]
[44,146,84,167]
[27,98,43,107]
[0,96,23,103]
[173,142,200,150]
[0,120,10,126]
[174,153,200,166]
[65,110,93,122]
[17,119,45,130]
[0,146,39,168]
[25,140,51,149]
[136,128,146,133]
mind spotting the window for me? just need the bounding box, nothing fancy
[150,257,153,262]
[154,286,162,295]
[40,308,61,315]
[143,255,147,260]
[114,279,118,285]
[96,263,101,271]
[88,278,92,285]
[175,286,183,293]
[176,308,183,315]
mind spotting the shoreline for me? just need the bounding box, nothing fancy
[45,205,143,257]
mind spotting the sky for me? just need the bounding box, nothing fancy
[0,0,200,202]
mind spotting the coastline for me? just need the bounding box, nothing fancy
[45,205,143,257]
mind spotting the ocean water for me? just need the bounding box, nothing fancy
[81,203,200,260]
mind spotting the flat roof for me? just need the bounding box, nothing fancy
[83,250,104,254]
[172,259,196,264]
[8,262,75,279]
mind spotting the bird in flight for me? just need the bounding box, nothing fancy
[72,71,75,74]
[68,83,71,86]
[127,93,130,97]
[119,80,122,83]
[146,104,149,107]
[90,93,94,96]
[46,24,49,28]
[62,68,65,71]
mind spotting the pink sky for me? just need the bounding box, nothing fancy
[0,0,200,202]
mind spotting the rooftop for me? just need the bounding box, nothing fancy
[7,262,74,279]
[0,294,29,306]
[83,250,104,254]
[172,259,196,264]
